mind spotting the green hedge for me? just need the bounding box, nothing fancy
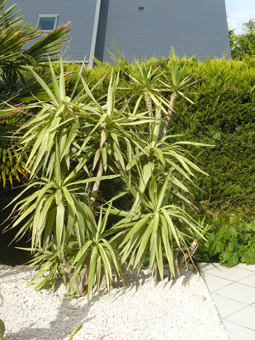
[52,54,255,215]
[169,57,255,214]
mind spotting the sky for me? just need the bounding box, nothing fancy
[225,0,255,34]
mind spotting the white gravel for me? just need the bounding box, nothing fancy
[0,265,229,340]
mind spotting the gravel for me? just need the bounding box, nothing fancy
[0,265,229,340]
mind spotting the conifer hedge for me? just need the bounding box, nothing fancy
[54,55,255,215]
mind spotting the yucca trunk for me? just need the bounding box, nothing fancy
[144,90,152,126]
[167,239,198,280]
[158,93,177,140]
[177,240,198,268]
[91,157,104,206]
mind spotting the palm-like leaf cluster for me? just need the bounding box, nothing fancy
[0,0,70,187]
[2,41,210,297]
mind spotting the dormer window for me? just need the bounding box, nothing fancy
[37,14,59,32]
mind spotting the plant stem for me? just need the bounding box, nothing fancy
[178,240,198,268]
[144,90,152,127]
[91,157,104,208]
[158,92,177,140]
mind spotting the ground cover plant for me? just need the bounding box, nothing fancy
[194,212,255,267]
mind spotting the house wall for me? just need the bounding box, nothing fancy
[95,0,231,63]
[7,0,99,63]
[7,0,231,64]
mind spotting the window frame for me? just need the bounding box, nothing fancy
[37,14,59,33]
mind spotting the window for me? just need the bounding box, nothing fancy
[37,14,59,32]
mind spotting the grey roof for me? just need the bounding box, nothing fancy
[7,0,231,65]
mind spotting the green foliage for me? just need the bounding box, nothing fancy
[196,215,255,267]
[229,19,255,59]
[166,57,255,214]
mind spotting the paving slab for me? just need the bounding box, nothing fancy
[234,263,255,272]
[223,320,255,340]
[204,265,253,282]
[203,272,232,292]
[214,282,255,305]
[225,305,255,331]
[239,273,255,287]
[211,293,246,318]
[199,263,255,340]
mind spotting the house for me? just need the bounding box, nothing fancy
[8,0,231,67]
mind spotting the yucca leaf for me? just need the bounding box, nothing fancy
[161,208,181,246]
[29,66,58,105]
[65,174,120,187]
[55,189,62,206]
[43,208,56,246]
[48,59,60,97]
[59,60,65,100]
[139,162,154,192]
[160,214,174,268]
[148,176,157,208]
[87,246,98,298]
[155,229,164,280]
[133,219,154,268]
[62,187,77,216]
[56,200,65,248]
[101,239,122,277]
[27,260,55,289]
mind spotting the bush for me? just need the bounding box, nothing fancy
[195,213,255,266]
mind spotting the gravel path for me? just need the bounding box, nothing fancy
[0,265,229,340]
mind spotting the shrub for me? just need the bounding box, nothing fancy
[195,212,255,266]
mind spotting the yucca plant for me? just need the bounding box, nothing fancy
[5,55,209,297]
[109,106,209,279]
[5,59,151,296]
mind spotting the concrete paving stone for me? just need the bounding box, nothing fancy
[223,320,255,340]
[225,305,255,331]
[215,283,255,305]
[199,262,255,340]
[235,263,255,272]
[204,265,253,282]
[239,273,255,287]
[211,293,247,318]
[202,273,233,292]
